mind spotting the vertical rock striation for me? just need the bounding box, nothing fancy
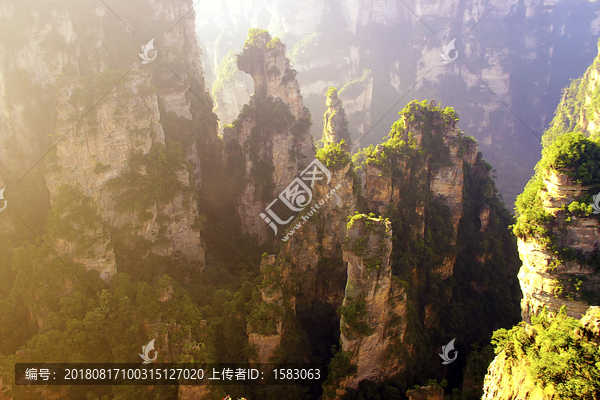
[0,0,211,294]
[247,162,357,362]
[363,101,478,279]
[482,50,600,394]
[517,168,600,322]
[338,215,408,391]
[322,87,352,147]
[232,29,315,244]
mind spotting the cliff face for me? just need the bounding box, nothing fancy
[515,42,600,321]
[248,162,357,363]
[0,0,212,317]
[232,29,315,244]
[482,51,600,396]
[322,87,352,147]
[518,169,600,322]
[240,97,520,397]
[338,215,408,390]
[363,101,478,281]
[45,68,203,280]
[248,254,285,363]
[544,40,600,147]
[196,0,600,205]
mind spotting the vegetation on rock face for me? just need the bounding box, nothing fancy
[211,50,239,104]
[237,28,284,71]
[316,140,351,170]
[512,175,554,244]
[491,307,600,399]
[338,100,521,400]
[339,296,373,336]
[354,100,456,175]
[231,92,297,200]
[339,69,372,99]
[106,143,190,213]
[494,57,600,400]
[542,40,600,148]
[539,132,600,184]
[321,86,351,148]
[322,348,358,399]
[513,132,600,247]
[0,11,528,399]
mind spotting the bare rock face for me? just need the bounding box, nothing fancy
[233,30,315,244]
[580,306,600,342]
[237,30,307,121]
[363,102,479,280]
[279,163,357,297]
[518,170,600,322]
[364,164,392,214]
[0,0,210,290]
[248,163,356,361]
[322,87,351,147]
[337,215,408,392]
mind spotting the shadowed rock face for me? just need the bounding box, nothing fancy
[233,30,315,244]
[339,215,408,390]
[246,163,357,364]
[363,104,478,280]
[247,254,285,363]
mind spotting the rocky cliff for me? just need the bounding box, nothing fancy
[321,87,352,147]
[242,96,520,398]
[481,307,600,400]
[197,0,600,205]
[231,29,315,244]
[544,38,600,146]
[247,254,285,363]
[361,100,478,280]
[338,215,408,390]
[517,167,600,322]
[514,43,600,321]
[248,159,357,363]
[482,54,600,397]
[0,0,211,283]
[0,7,223,392]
